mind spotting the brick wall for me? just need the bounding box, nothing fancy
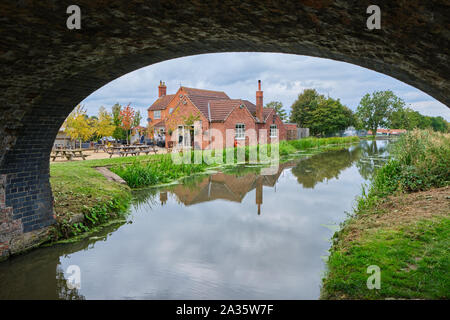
[258,111,287,143]
[164,93,210,149]
[0,175,23,259]
[210,106,258,149]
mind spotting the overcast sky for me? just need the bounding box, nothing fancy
[81,52,450,125]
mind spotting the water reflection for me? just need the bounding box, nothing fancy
[291,147,362,188]
[134,161,298,216]
[356,140,390,180]
[0,222,124,299]
[0,141,390,299]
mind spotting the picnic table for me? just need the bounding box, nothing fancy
[94,144,107,153]
[51,149,89,161]
[105,145,158,158]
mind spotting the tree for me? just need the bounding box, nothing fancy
[290,89,355,136]
[95,106,116,143]
[64,105,95,148]
[133,110,142,128]
[356,90,405,137]
[111,103,127,141]
[290,89,319,128]
[430,116,448,132]
[265,101,288,121]
[119,104,135,144]
[387,105,448,132]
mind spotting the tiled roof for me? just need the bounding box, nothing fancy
[241,100,256,115]
[148,94,175,111]
[240,100,273,122]
[183,87,231,120]
[182,87,229,99]
[187,95,228,119]
[148,86,278,124]
[208,99,246,122]
[262,108,274,122]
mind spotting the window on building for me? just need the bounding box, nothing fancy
[154,110,161,119]
[235,123,245,139]
[169,108,173,114]
[270,124,278,138]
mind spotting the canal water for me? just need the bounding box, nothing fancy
[0,140,390,299]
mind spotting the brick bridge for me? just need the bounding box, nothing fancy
[0,1,449,259]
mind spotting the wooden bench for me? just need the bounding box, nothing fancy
[51,150,89,161]
[123,150,139,157]
[51,153,71,161]
[71,153,89,160]
[137,146,158,155]
[94,144,107,153]
[106,149,124,158]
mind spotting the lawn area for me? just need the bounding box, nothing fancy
[321,130,450,299]
[49,154,166,239]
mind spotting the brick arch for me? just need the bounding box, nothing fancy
[0,0,448,258]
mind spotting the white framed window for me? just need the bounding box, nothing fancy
[270,124,278,138]
[235,123,245,140]
[154,110,161,119]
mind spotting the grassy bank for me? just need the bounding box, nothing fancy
[111,136,360,188]
[49,154,167,240]
[321,130,450,299]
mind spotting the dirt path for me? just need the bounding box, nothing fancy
[341,186,450,244]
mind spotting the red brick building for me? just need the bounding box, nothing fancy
[147,80,293,149]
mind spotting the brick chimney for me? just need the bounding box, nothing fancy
[158,80,167,97]
[256,80,263,122]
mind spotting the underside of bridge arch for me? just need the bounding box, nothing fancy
[0,0,449,258]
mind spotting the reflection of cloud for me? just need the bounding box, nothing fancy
[58,152,371,299]
[80,53,450,124]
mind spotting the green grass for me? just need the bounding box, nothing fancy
[321,130,450,299]
[49,156,142,239]
[110,157,208,188]
[110,136,360,188]
[322,217,449,299]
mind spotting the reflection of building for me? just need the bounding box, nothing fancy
[159,191,168,206]
[165,162,295,215]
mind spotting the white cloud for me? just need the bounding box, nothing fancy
[81,52,450,124]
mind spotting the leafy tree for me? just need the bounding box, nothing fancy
[111,103,127,141]
[119,104,135,144]
[290,89,319,128]
[133,110,143,128]
[356,90,405,137]
[430,116,448,132]
[265,101,288,121]
[95,107,116,143]
[388,106,448,132]
[64,105,95,148]
[290,89,355,136]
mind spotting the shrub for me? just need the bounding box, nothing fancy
[357,129,449,210]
